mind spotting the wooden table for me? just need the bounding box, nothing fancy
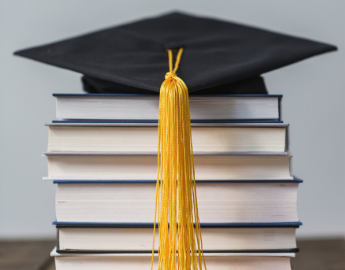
[0,239,344,270]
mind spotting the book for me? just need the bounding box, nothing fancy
[56,225,298,252]
[45,152,291,180]
[53,94,282,121]
[54,181,300,223]
[47,123,288,153]
[51,248,294,270]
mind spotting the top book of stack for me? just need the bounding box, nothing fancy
[53,94,282,123]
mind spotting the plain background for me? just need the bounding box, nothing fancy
[0,0,344,239]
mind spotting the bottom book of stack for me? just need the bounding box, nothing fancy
[51,248,295,270]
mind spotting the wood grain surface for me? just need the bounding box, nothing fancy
[0,238,344,270]
[291,238,345,270]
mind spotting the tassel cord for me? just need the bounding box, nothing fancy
[151,48,207,270]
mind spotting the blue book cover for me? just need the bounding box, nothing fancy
[53,94,283,122]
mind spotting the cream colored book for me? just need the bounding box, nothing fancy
[51,248,294,270]
[45,152,291,180]
[55,181,299,223]
[47,123,287,153]
[57,226,297,252]
[54,94,282,121]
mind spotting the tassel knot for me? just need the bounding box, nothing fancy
[165,71,177,79]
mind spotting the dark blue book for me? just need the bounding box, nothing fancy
[52,180,300,225]
[54,221,300,253]
[53,94,282,121]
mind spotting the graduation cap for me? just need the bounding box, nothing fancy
[14,12,336,270]
[14,12,336,95]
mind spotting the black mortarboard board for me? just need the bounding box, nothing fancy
[14,12,337,94]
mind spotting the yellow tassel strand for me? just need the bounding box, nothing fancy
[151,48,207,270]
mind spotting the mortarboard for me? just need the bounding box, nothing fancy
[14,12,336,95]
[14,12,337,270]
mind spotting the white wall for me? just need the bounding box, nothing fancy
[0,0,344,239]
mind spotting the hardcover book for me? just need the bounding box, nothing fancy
[51,248,295,270]
[54,181,300,223]
[55,224,299,253]
[53,94,282,121]
[47,123,288,153]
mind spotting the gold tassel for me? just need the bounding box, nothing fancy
[151,48,207,270]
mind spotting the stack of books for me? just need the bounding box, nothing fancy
[46,93,301,270]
